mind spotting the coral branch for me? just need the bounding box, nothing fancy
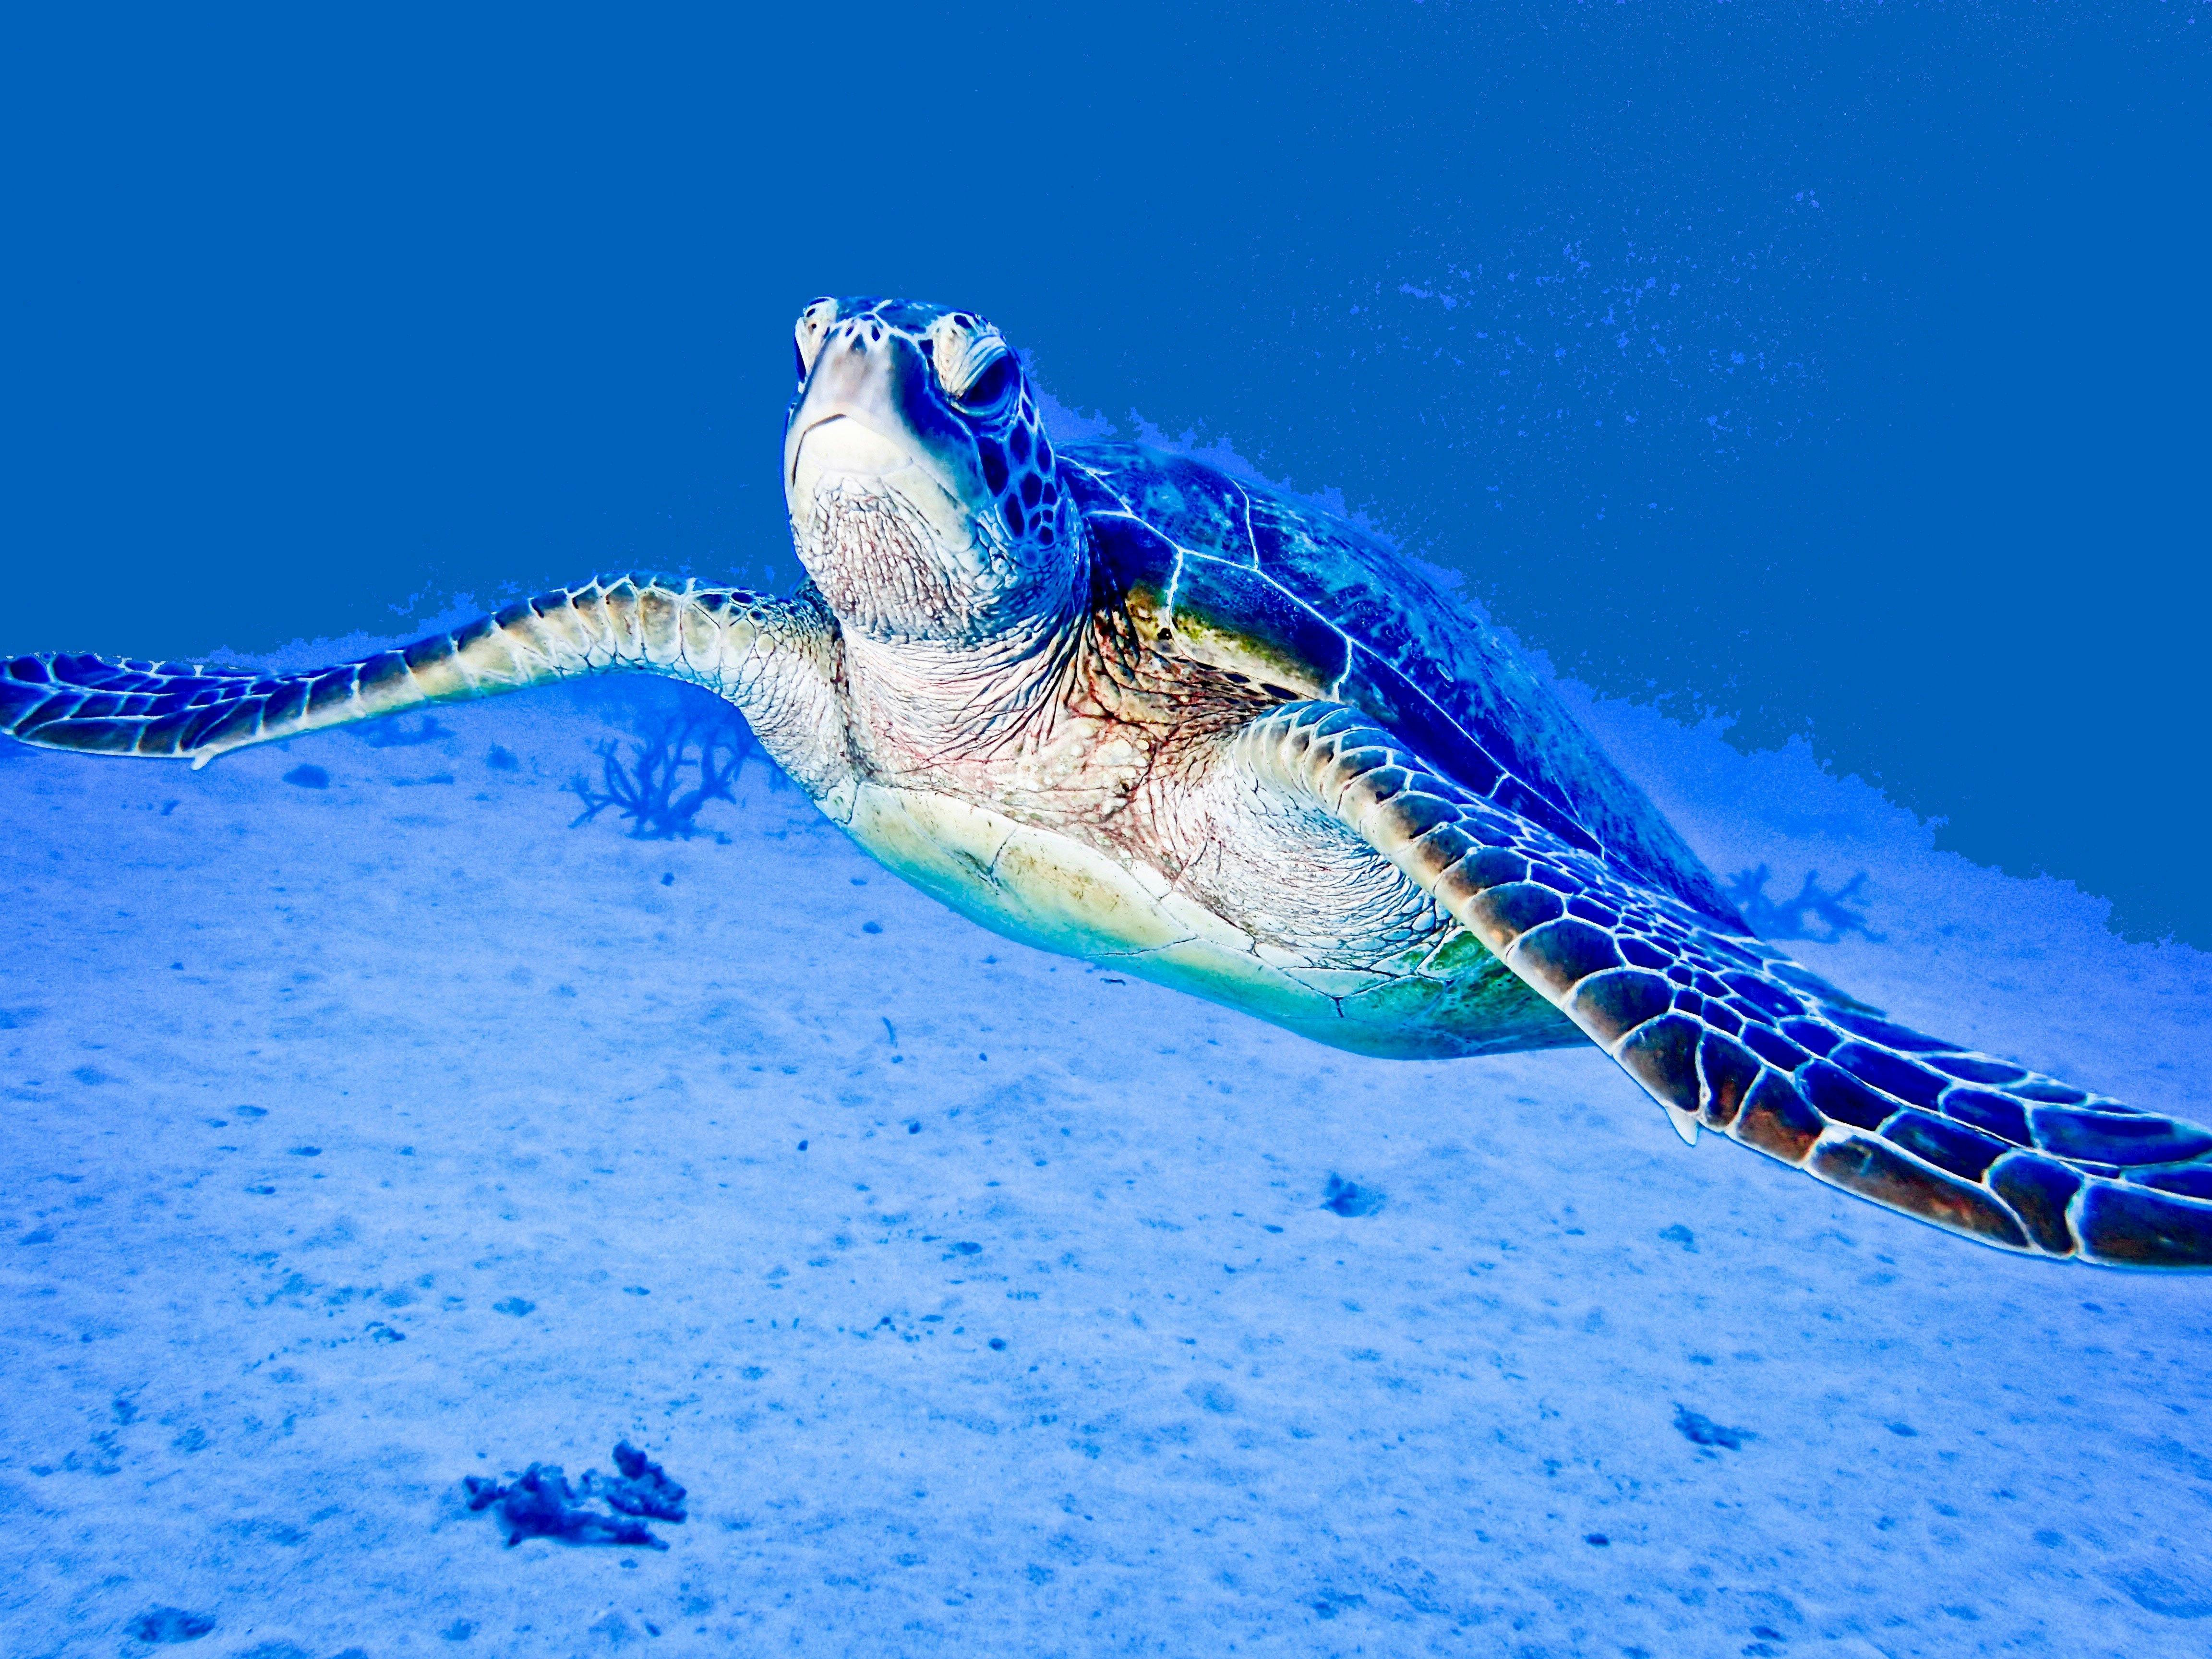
[566,708,754,840]
[1724,863,1883,944]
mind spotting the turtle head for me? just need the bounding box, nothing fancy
[783,297,1080,647]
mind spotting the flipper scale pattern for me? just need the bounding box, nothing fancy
[1233,701,2212,1267]
[0,578,772,769]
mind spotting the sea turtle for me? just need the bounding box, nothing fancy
[5,294,2209,1267]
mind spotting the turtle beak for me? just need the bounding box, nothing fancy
[783,320,988,548]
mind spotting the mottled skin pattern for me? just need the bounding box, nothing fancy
[1066,439,1740,927]
[4,295,2210,1268]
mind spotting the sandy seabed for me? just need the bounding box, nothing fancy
[3,672,2209,1659]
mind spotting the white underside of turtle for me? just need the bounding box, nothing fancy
[5,294,2210,1268]
[835,781,1569,1062]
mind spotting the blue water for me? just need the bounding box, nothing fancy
[3,3,2207,940]
[3,7,2210,1655]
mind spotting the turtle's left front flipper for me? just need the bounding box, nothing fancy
[1226,701,2212,1268]
[0,578,776,769]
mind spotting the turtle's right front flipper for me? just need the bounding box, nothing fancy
[1,578,790,769]
[1226,701,2212,1269]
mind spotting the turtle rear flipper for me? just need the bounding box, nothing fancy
[1228,701,2212,1268]
[1,578,762,769]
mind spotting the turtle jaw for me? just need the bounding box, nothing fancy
[787,413,979,573]
[786,409,1014,646]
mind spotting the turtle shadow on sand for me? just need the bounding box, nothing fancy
[565,707,760,841]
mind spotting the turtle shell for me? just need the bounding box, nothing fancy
[1062,440,1741,927]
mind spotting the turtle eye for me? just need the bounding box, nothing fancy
[954,352,1017,415]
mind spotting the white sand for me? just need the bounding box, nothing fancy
[2,672,2208,1658]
